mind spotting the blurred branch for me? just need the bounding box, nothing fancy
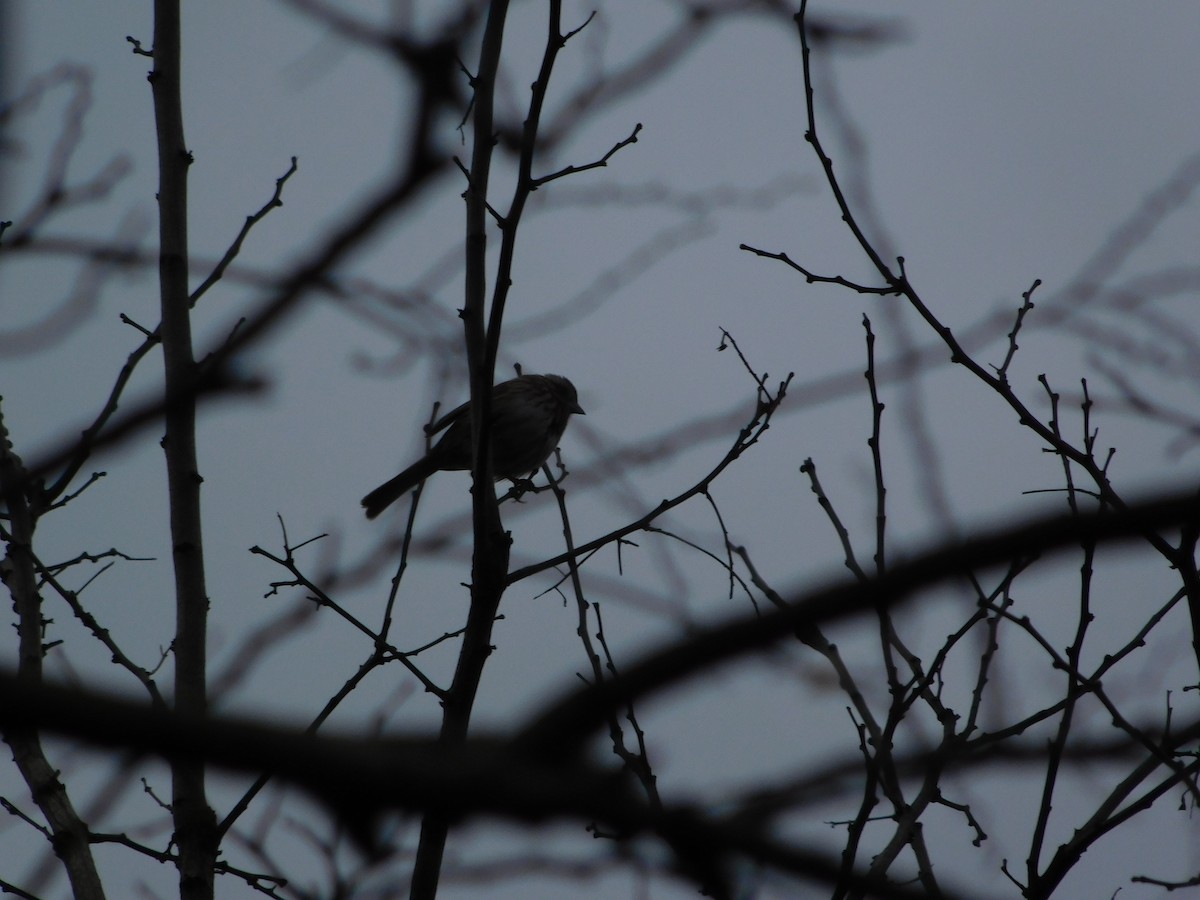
[8,11,458,514]
[0,673,975,900]
[518,484,1200,754]
[0,65,133,247]
[6,483,1200,894]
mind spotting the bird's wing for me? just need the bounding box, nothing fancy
[427,397,470,436]
[428,378,521,435]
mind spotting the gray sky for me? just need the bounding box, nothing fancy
[3,2,1200,897]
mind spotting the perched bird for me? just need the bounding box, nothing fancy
[361,373,584,519]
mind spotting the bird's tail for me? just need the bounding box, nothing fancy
[361,455,440,519]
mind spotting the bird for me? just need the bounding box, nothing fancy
[361,373,584,519]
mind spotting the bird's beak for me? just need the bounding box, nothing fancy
[571,401,586,415]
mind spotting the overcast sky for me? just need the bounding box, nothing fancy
[3,2,1200,898]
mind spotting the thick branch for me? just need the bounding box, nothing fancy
[411,2,512,896]
[518,486,1200,755]
[149,3,218,896]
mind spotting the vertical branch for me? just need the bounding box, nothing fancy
[459,0,508,549]
[549,463,661,807]
[415,3,586,893]
[0,414,105,899]
[412,3,511,897]
[149,2,217,897]
[483,0,568,376]
[863,315,887,574]
[1177,523,1200,681]
[861,314,903,699]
